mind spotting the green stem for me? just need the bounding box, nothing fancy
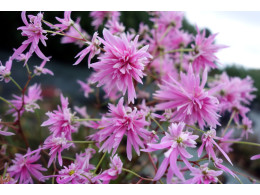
[122,168,161,183]
[68,140,96,144]
[223,140,260,147]
[62,156,75,161]
[222,111,236,136]
[166,48,194,54]
[150,117,165,132]
[0,96,16,109]
[159,25,173,42]
[72,23,87,40]
[74,118,101,122]
[3,163,8,178]
[94,151,107,174]
[186,125,205,134]
[9,77,22,91]
[25,63,31,75]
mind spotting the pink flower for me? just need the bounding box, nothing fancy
[77,79,94,98]
[219,129,239,154]
[198,129,233,165]
[0,58,12,83]
[105,18,125,35]
[8,83,42,118]
[151,11,184,30]
[7,149,46,184]
[74,32,101,65]
[90,11,120,30]
[187,163,222,184]
[142,122,198,182]
[75,148,96,172]
[73,106,99,129]
[0,119,14,136]
[240,117,254,139]
[54,11,73,32]
[191,26,227,72]
[95,154,123,184]
[61,18,90,48]
[11,12,49,61]
[213,158,236,178]
[14,52,31,66]
[34,58,54,76]
[90,29,152,104]
[90,97,151,160]
[154,66,220,129]
[251,154,260,160]
[41,94,79,140]
[43,133,73,167]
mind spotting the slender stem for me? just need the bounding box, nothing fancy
[62,156,75,161]
[25,63,31,75]
[3,163,8,178]
[166,48,194,54]
[9,77,22,91]
[74,118,101,122]
[45,30,86,42]
[68,140,96,144]
[150,117,165,132]
[222,111,236,136]
[72,23,87,40]
[122,168,160,183]
[94,151,107,174]
[159,25,173,42]
[223,140,260,147]
[186,125,205,134]
[0,96,16,109]
[218,178,223,184]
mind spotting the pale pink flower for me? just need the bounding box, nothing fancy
[90,98,151,160]
[213,158,236,178]
[240,117,254,139]
[75,148,96,172]
[0,58,12,83]
[11,12,49,61]
[90,11,120,30]
[187,163,222,184]
[14,52,31,66]
[61,18,90,48]
[7,149,46,184]
[154,66,220,129]
[0,119,14,136]
[105,18,125,35]
[43,133,73,167]
[54,11,73,31]
[77,79,94,98]
[95,154,123,184]
[8,83,42,118]
[142,122,198,181]
[198,129,233,165]
[41,94,79,140]
[74,32,101,65]
[251,154,260,160]
[90,29,152,104]
[34,58,54,76]
[191,26,227,72]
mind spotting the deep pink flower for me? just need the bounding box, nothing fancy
[90,29,152,104]
[142,122,198,182]
[154,66,220,129]
[90,97,151,160]
[34,58,54,76]
[77,79,93,98]
[74,32,101,65]
[41,94,79,140]
[0,119,14,136]
[187,163,222,184]
[43,133,73,167]
[8,83,42,118]
[11,12,49,61]
[0,58,12,83]
[90,11,120,30]
[191,26,227,72]
[7,149,46,184]
[198,129,233,165]
[95,154,123,184]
